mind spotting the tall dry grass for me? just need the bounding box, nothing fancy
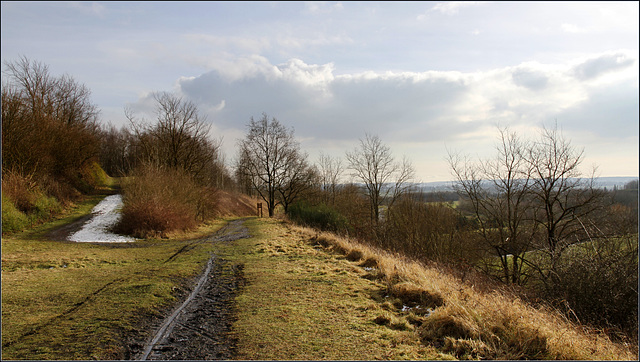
[116,165,218,238]
[295,225,637,360]
[2,169,65,234]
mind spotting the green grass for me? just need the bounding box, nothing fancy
[2,213,445,360]
[1,211,227,360]
[217,218,446,360]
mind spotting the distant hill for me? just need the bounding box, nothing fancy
[591,176,638,189]
[412,176,638,193]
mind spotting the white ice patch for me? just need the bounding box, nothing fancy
[68,194,135,243]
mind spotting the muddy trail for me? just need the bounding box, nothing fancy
[131,218,251,360]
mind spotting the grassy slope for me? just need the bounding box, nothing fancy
[220,218,444,360]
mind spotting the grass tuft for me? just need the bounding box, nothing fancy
[1,194,30,233]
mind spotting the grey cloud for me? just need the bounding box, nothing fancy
[177,64,471,144]
[556,79,639,138]
[573,53,635,80]
[512,68,549,91]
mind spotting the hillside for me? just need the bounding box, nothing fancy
[224,218,636,360]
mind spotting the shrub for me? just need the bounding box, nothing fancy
[1,170,62,234]
[116,164,219,238]
[2,170,38,213]
[547,238,638,337]
[287,201,349,233]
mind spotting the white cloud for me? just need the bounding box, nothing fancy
[561,23,587,34]
[430,1,491,15]
[67,1,107,17]
[166,52,635,152]
[572,51,636,81]
[304,1,344,14]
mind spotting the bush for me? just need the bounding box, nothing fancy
[1,170,63,234]
[116,164,218,238]
[73,161,110,193]
[548,238,638,337]
[287,201,349,233]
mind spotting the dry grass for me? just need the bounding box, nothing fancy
[1,217,229,360]
[117,165,258,238]
[220,218,448,360]
[209,189,259,218]
[297,226,637,360]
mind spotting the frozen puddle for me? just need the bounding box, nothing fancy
[68,194,135,242]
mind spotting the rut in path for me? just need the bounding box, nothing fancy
[138,218,250,361]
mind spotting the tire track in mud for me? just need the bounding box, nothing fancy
[137,218,251,360]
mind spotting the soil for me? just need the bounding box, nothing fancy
[45,213,95,241]
[126,218,251,360]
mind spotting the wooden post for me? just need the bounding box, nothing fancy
[257,202,263,217]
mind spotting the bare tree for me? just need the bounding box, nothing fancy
[346,133,415,224]
[99,124,135,176]
[2,57,100,181]
[449,127,536,284]
[526,124,605,282]
[277,153,317,213]
[125,92,220,183]
[317,152,344,204]
[237,113,307,217]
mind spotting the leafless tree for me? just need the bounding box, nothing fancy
[346,133,415,224]
[237,113,309,217]
[526,124,605,282]
[99,124,135,176]
[317,152,344,204]
[277,153,317,213]
[2,57,100,182]
[449,127,536,284]
[125,92,221,183]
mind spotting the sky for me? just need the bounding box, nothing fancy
[2,1,638,182]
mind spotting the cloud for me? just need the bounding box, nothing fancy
[429,1,491,15]
[512,68,549,91]
[176,59,478,143]
[561,23,587,34]
[573,52,636,80]
[67,1,107,17]
[125,51,636,180]
[556,79,639,139]
[304,1,344,14]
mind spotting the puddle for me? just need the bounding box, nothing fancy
[68,194,136,242]
[401,305,435,317]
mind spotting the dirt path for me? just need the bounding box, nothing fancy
[134,219,250,360]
